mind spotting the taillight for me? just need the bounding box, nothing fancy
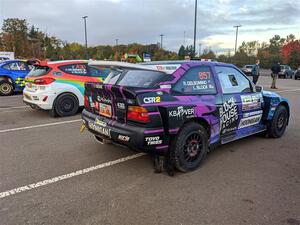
[84,95,89,108]
[34,77,55,85]
[127,106,150,123]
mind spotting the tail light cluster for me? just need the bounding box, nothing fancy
[33,77,55,85]
[127,106,150,123]
[84,95,89,108]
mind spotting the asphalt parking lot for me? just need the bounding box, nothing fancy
[0,76,299,225]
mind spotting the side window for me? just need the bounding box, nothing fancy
[216,66,252,94]
[173,66,216,94]
[88,66,111,79]
[59,64,88,76]
[3,62,21,70]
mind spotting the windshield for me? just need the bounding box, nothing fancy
[280,65,285,70]
[27,66,50,77]
[245,65,253,68]
[104,70,167,88]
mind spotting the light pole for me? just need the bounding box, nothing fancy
[193,0,198,57]
[199,43,202,57]
[82,16,88,59]
[234,25,241,55]
[160,34,164,49]
[183,30,186,46]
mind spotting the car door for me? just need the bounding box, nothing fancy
[3,62,28,87]
[215,66,265,144]
[171,65,223,145]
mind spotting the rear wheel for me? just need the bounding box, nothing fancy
[172,122,208,172]
[53,93,79,117]
[0,80,14,96]
[267,105,288,138]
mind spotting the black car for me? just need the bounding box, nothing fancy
[294,66,300,80]
[279,65,294,79]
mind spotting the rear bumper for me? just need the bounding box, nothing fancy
[81,109,169,154]
[23,88,56,110]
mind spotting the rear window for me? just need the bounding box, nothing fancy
[104,70,167,88]
[27,66,50,77]
[245,65,253,68]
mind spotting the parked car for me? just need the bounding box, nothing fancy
[23,60,111,117]
[81,60,290,174]
[279,65,294,79]
[241,64,254,76]
[0,59,32,96]
[294,66,300,80]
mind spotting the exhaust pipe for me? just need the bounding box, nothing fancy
[94,135,112,144]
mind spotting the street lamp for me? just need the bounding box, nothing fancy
[233,25,242,55]
[82,16,88,59]
[193,0,198,56]
[160,34,164,49]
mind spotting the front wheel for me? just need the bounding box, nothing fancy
[0,80,14,96]
[53,93,79,117]
[267,105,288,138]
[172,122,208,172]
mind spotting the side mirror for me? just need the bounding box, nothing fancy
[255,85,263,93]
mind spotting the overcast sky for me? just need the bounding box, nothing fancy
[1,0,300,54]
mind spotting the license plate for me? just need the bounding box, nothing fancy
[88,121,111,137]
[99,103,112,118]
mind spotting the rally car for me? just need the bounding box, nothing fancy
[0,59,32,95]
[81,60,290,174]
[23,60,111,117]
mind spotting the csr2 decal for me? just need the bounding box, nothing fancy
[82,60,290,175]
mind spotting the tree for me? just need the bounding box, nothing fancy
[178,45,185,59]
[1,18,29,57]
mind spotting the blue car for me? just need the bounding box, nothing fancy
[0,60,31,96]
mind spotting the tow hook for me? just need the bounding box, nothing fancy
[80,123,86,133]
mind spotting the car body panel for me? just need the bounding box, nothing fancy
[23,60,110,110]
[0,59,31,91]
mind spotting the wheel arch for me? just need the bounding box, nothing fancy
[278,101,290,125]
[0,75,15,87]
[183,117,211,139]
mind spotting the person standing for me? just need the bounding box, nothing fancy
[270,62,281,89]
[251,59,260,85]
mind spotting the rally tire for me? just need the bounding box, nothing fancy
[54,93,79,117]
[0,80,14,96]
[172,122,208,172]
[267,105,288,138]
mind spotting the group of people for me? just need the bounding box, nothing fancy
[250,60,281,89]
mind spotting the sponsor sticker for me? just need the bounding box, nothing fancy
[219,97,239,134]
[97,96,112,104]
[143,96,161,104]
[238,114,262,129]
[117,102,125,110]
[118,135,130,142]
[145,136,162,145]
[241,94,262,111]
[95,117,107,127]
[169,106,194,119]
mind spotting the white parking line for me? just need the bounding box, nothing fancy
[276,88,300,93]
[0,119,82,133]
[0,153,146,199]
[0,106,28,110]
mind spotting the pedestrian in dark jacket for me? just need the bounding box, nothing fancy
[271,62,281,89]
[251,59,260,85]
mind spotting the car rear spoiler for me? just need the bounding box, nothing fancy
[88,60,163,72]
[26,59,48,66]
